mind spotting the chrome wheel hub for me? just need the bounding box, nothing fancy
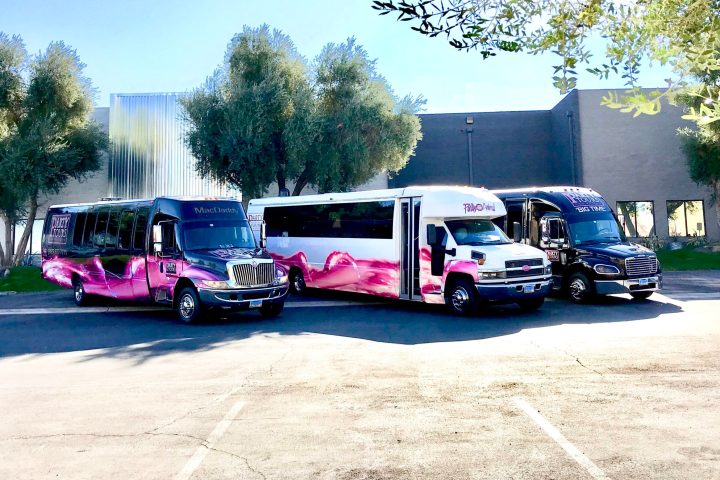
[570,279,586,300]
[179,294,195,319]
[75,284,83,302]
[293,275,305,292]
[451,287,470,311]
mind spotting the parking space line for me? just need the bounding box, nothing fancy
[513,397,611,480]
[174,400,246,480]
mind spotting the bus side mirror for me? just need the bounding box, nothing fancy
[540,216,566,248]
[512,222,522,243]
[153,225,162,253]
[260,222,267,249]
[426,224,437,246]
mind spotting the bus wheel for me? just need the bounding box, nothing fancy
[290,269,306,294]
[176,287,203,324]
[446,279,478,316]
[631,291,653,301]
[73,278,89,306]
[567,272,594,303]
[260,302,284,318]
[517,297,545,312]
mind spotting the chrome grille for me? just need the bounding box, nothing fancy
[231,262,275,287]
[505,258,544,269]
[625,256,658,277]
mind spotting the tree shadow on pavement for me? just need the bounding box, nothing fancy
[0,291,683,363]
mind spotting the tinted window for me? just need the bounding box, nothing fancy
[264,201,394,239]
[83,211,98,246]
[94,209,109,247]
[105,209,121,248]
[72,212,87,247]
[133,208,149,251]
[117,210,135,250]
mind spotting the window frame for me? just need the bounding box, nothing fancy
[616,200,656,238]
[666,199,706,237]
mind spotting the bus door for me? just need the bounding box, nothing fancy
[146,218,182,303]
[400,197,422,301]
[503,198,529,244]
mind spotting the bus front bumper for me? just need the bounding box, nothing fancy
[198,284,289,309]
[475,278,553,303]
[595,275,662,295]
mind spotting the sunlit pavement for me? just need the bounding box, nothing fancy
[0,279,719,479]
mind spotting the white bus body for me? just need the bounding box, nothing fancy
[248,186,552,314]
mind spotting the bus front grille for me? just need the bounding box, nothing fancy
[231,262,275,287]
[625,256,658,277]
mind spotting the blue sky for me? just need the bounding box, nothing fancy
[1,0,670,113]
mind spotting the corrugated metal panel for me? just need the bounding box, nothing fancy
[109,93,239,200]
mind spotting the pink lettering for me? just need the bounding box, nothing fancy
[463,203,496,214]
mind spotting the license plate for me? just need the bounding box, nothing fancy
[639,278,649,286]
[249,299,263,308]
[523,284,535,294]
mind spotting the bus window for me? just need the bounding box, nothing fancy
[118,210,135,250]
[133,208,149,252]
[83,211,98,247]
[72,212,87,247]
[105,209,120,248]
[94,209,109,248]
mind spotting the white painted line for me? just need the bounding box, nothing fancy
[174,400,245,480]
[513,397,611,480]
[0,300,388,316]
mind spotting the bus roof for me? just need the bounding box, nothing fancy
[249,186,493,205]
[491,186,598,196]
[48,195,240,210]
[249,186,506,219]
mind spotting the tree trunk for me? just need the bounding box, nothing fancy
[277,168,287,195]
[5,218,14,266]
[0,220,5,268]
[12,195,38,267]
[292,171,309,196]
[714,180,720,233]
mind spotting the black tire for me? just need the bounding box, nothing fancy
[175,287,204,324]
[290,269,306,294]
[73,278,90,306]
[260,301,284,318]
[517,297,545,312]
[446,279,478,316]
[630,291,653,301]
[567,272,595,303]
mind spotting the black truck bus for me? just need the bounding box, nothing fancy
[491,187,662,303]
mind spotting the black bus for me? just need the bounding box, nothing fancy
[492,187,662,302]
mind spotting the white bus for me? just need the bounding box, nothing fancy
[248,186,552,314]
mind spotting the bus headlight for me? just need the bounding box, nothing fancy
[202,280,232,289]
[479,270,506,279]
[274,266,289,284]
[594,264,620,275]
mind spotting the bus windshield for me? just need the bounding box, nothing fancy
[182,220,256,251]
[565,212,626,245]
[446,219,511,246]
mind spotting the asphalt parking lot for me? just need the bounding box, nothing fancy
[1,274,719,479]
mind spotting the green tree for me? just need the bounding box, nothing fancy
[372,0,720,127]
[680,128,720,232]
[295,39,423,195]
[181,25,423,198]
[0,34,107,266]
[0,33,27,266]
